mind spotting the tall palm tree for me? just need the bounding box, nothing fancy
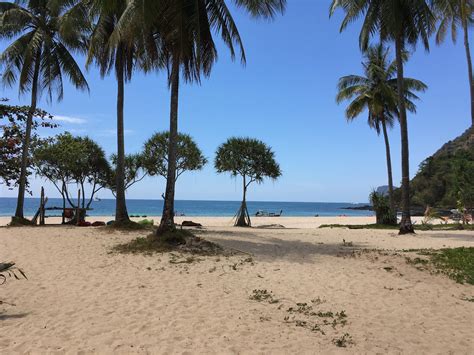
[0,0,89,220]
[117,0,286,234]
[81,0,159,225]
[434,0,474,126]
[337,44,427,221]
[330,0,436,234]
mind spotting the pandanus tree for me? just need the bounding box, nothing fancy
[434,0,474,126]
[82,0,159,225]
[115,0,286,234]
[0,0,89,221]
[330,0,436,234]
[336,44,427,223]
[142,131,207,181]
[215,137,281,227]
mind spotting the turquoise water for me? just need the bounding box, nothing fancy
[0,198,373,217]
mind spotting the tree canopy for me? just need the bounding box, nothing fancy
[142,132,207,179]
[107,153,147,197]
[34,132,110,209]
[0,100,55,190]
[215,137,281,184]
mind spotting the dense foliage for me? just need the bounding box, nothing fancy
[143,132,207,180]
[411,128,474,209]
[34,132,110,209]
[0,100,55,190]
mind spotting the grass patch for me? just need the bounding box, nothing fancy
[112,229,226,256]
[430,247,474,285]
[106,220,150,231]
[405,247,474,285]
[319,223,474,231]
[319,224,397,230]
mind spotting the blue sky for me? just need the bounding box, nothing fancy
[1,1,472,203]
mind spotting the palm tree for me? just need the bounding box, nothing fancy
[337,44,427,222]
[434,0,474,126]
[330,0,436,234]
[0,0,89,220]
[117,0,286,234]
[82,0,158,225]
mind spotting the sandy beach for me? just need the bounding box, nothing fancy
[1,216,473,353]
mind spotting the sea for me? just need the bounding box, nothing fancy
[0,198,373,217]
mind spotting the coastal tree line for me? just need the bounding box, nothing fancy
[0,0,472,235]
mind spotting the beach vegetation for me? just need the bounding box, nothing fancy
[79,0,158,224]
[142,132,207,180]
[331,0,437,234]
[434,0,474,126]
[0,100,56,198]
[249,289,279,303]
[370,190,396,225]
[107,153,147,197]
[0,1,89,220]
[411,133,474,211]
[34,132,110,210]
[215,137,282,227]
[111,1,286,234]
[405,247,474,284]
[337,44,427,223]
[113,229,226,256]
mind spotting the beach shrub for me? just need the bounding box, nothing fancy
[370,191,396,225]
[215,137,281,227]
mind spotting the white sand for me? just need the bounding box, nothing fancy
[0,218,473,353]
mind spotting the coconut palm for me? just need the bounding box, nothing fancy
[116,0,286,234]
[330,0,436,234]
[0,0,89,220]
[434,0,474,126]
[81,0,159,225]
[337,44,427,223]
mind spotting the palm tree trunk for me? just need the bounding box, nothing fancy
[395,36,414,234]
[462,12,474,126]
[158,56,180,234]
[115,47,129,224]
[381,118,396,224]
[14,49,41,220]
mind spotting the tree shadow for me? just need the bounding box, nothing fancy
[199,230,367,263]
[424,233,474,242]
[0,312,29,321]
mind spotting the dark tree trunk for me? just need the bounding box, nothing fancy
[395,36,414,234]
[235,175,251,227]
[381,118,396,224]
[462,11,474,126]
[114,47,129,223]
[14,49,41,220]
[158,56,180,234]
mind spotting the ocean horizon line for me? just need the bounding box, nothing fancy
[2,197,371,205]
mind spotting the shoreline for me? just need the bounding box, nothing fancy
[1,215,439,229]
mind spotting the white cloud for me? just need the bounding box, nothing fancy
[53,115,87,124]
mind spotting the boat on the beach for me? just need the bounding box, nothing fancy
[255,209,283,217]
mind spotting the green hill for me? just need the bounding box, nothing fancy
[410,127,474,209]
